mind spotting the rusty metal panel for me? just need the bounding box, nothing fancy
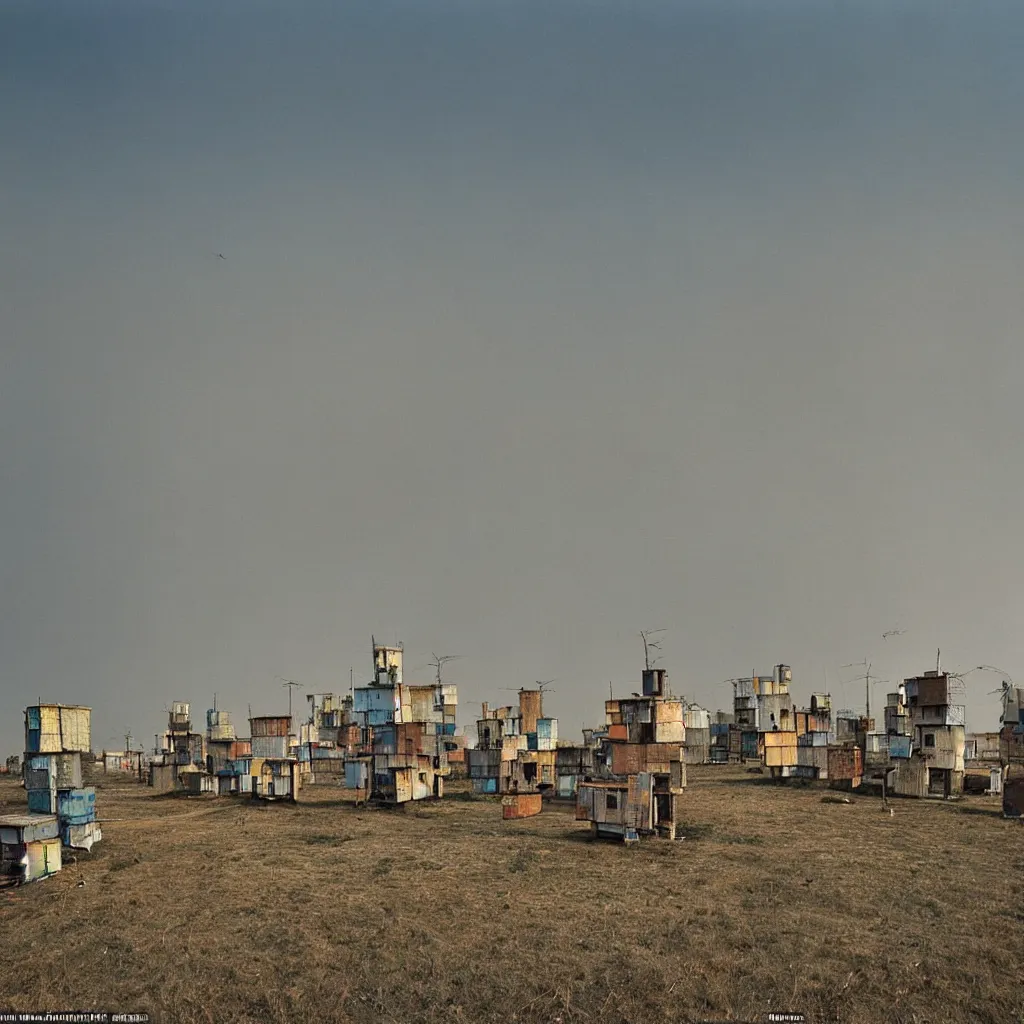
[827,745,864,782]
[394,767,413,803]
[626,773,652,829]
[518,690,542,734]
[609,742,683,775]
[502,793,543,819]
[501,735,526,760]
[915,676,951,707]
[249,717,291,737]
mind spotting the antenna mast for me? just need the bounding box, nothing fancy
[639,628,666,671]
[278,677,303,726]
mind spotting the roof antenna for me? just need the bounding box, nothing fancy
[936,648,941,674]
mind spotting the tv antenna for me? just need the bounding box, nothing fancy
[640,628,666,670]
[429,653,463,687]
[277,677,303,722]
[841,660,887,721]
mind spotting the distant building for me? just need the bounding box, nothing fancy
[576,666,686,843]
[882,670,966,798]
[466,690,558,797]
[343,638,457,805]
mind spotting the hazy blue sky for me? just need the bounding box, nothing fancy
[3,0,1024,753]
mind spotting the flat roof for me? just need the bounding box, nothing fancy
[0,813,58,827]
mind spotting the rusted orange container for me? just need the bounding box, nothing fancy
[501,793,543,819]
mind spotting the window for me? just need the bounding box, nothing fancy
[924,734,935,748]
[606,792,619,810]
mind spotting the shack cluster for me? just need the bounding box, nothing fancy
[146,640,461,807]
[6,644,1022,885]
[1,704,101,887]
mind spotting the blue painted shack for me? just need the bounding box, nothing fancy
[57,788,96,825]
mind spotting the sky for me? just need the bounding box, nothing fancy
[3,0,1024,754]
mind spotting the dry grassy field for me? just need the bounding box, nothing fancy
[0,767,1021,1024]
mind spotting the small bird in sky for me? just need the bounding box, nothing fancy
[216,253,226,260]
[882,628,906,641]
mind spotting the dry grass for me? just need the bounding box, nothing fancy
[0,767,1021,1024]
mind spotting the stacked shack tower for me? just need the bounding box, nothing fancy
[247,714,301,802]
[1000,681,1024,817]
[576,666,686,843]
[24,704,100,853]
[467,687,559,796]
[344,638,457,805]
[883,667,966,798]
[3,703,101,886]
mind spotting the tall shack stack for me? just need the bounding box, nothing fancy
[999,682,1024,818]
[343,639,457,806]
[709,710,734,763]
[794,694,833,780]
[683,704,712,764]
[554,742,595,799]
[205,707,236,775]
[149,701,207,792]
[878,669,966,799]
[729,665,798,772]
[466,688,558,799]
[297,692,354,778]
[2,704,100,886]
[24,704,100,851]
[245,715,300,802]
[162,702,206,768]
[576,666,686,843]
